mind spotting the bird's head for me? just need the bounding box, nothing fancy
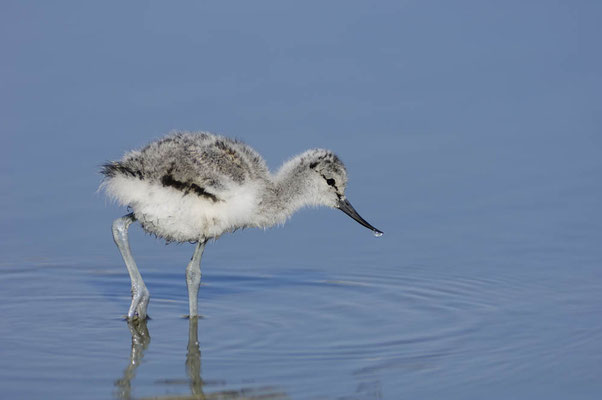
[301,149,383,236]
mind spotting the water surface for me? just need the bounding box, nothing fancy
[2,1,601,399]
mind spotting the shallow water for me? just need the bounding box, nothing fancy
[2,1,602,399]
[1,216,601,399]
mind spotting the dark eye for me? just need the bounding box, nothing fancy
[326,178,336,186]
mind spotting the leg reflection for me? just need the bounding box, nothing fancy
[114,317,287,399]
[186,317,204,397]
[114,318,151,400]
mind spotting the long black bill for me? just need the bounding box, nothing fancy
[337,198,383,235]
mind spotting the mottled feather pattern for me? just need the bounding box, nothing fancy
[100,131,349,242]
[103,131,269,191]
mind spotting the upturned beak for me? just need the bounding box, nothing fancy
[337,198,383,235]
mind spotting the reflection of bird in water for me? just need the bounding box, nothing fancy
[101,131,382,319]
[114,318,150,400]
[114,318,287,400]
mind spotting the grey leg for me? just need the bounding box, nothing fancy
[112,213,150,320]
[186,239,207,318]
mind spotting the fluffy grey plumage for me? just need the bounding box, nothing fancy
[102,131,269,188]
[100,131,376,242]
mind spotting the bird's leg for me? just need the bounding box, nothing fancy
[112,213,150,320]
[186,239,207,318]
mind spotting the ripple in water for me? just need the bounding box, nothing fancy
[2,261,600,398]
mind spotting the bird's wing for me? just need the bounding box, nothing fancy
[111,132,269,201]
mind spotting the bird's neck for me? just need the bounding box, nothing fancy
[259,157,319,226]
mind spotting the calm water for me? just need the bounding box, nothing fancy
[2,1,602,399]
[1,154,601,399]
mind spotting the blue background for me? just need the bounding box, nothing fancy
[1,1,601,399]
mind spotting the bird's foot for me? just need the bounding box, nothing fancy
[122,313,151,321]
[127,286,150,320]
[183,314,204,320]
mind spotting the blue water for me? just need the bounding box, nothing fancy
[2,1,601,399]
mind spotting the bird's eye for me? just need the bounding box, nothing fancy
[326,178,336,186]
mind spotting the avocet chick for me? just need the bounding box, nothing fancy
[101,131,382,319]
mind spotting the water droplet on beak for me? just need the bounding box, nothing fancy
[373,231,383,238]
